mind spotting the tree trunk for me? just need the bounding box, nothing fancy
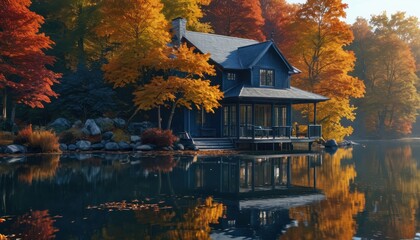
[157,105,161,129]
[10,102,16,125]
[166,102,177,130]
[2,89,7,122]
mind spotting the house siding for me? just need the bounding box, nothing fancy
[252,47,290,89]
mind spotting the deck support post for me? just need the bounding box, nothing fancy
[287,157,291,188]
[251,160,255,192]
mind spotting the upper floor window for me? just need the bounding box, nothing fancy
[227,72,236,81]
[260,69,274,86]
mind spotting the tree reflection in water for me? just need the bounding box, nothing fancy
[4,210,58,239]
[17,155,60,184]
[355,144,420,239]
[281,148,366,240]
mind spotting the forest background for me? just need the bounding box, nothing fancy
[1,0,420,141]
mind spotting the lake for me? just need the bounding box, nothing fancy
[1,139,420,239]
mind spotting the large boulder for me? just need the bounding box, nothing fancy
[105,142,120,151]
[130,135,141,143]
[72,120,83,129]
[68,144,77,151]
[83,119,101,136]
[76,140,91,151]
[135,144,155,151]
[59,144,68,151]
[5,144,26,154]
[118,141,132,151]
[91,143,105,150]
[95,117,115,132]
[102,131,114,141]
[324,139,338,148]
[48,118,71,133]
[113,118,126,128]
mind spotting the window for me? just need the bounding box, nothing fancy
[227,72,236,81]
[260,69,274,86]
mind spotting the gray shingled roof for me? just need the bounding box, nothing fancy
[224,85,329,103]
[185,31,259,69]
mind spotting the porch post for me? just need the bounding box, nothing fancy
[236,102,240,139]
[313,102,317,125]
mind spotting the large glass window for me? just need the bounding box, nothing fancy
[254,104,271,127]
[274,105,287,126]
[240,105,252,137]
[223,105,237,137]
[260,69,274,86]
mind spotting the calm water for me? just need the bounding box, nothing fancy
[1,140,420,239]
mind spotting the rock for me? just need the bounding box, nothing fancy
[68,144,77,151]
[59,144,68,151]
[102,131,114,141]
[95,117,115,132]
[130,135,141,143]
[105,142,120,151]
[72,120,83,129]
[118,141,131,151]
[128,121,153,135]
[174,143,184,150]
[135,144,154,151]
[5,144,26,154]
[0,146,4,154]
[91,143,105,150]
[76,140,91,151]
[113,118,126,128]
[324,139,338,148]
[48,118,71,133]
[161,147,171,151]
[83,119,101,136]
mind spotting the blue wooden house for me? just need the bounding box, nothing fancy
[170,18,328,149]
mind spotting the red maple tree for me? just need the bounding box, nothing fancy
[203,0,266,41]
[0,0,61,123]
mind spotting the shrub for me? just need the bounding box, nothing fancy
[28,130,60,153]
[59,128,84,144]
[112,128,130,142]
[0,131,14,145]
[14,124,33,145]
[141,128,178,148]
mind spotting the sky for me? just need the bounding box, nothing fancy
[286,0,420,24]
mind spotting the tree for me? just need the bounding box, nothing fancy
[161,0,212,32]
[133,44,223,129]
[286,0,365,141]
[0,0,61,126]
[350,18,419,137]
[96,0,171,88]
[260,0,298,49]
[203,0,265,41]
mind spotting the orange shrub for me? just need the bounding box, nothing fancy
[28,130,60,153]
[141,128,177,148]
[14,124,33,145]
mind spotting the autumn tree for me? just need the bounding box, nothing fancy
[350,16,420,137]
[0,0,61,127]
[285,0,365,141]
[96,0,170,88]
[133,44,223,129]
[203,0,266,41]
[161,0,212,32]
[260,0,298,50]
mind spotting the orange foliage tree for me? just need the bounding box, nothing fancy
[0,0,61,125]
[350,15,420,137]
[285,0,365,141]
[203,0,266,41]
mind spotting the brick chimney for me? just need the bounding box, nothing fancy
[172,17,187,46]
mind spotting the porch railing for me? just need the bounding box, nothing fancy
[238,124,322,139]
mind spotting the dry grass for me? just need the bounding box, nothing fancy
[112,128,130,142]
[59,128,84,144]
[0,131,14,145]
[14,124,33,145]
[28,130,61,153]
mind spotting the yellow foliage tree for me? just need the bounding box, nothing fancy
[161,0,212,32]
[288,0,365,141]
[96,0,170,87]
[134,44,223,129]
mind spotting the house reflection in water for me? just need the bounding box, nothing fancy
[184,153,322,197]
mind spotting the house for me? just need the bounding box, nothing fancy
[170,18,328,150]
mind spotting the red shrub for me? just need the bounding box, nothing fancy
[141,128,178,148]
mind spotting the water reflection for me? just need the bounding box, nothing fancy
[2,142,420,239]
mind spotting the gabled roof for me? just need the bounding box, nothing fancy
[184,31,258,69]
[224,85,329,103]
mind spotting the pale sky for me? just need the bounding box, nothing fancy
[286,0,420,24]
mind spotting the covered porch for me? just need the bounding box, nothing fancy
[221,86,328,149]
